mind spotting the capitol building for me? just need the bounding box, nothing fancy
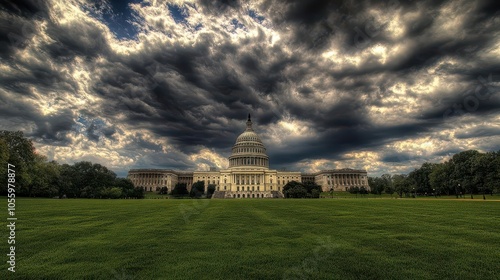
[128,115,369,198]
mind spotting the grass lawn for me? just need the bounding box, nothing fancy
[2,198,500,279]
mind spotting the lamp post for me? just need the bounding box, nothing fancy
[330,187,333,199]
[433,188,436,198]
[458,183,461,198]
[413,187,416,198]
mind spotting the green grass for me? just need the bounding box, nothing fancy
[321,191,500,200]
[144,192,170,199]
[2,198,500,279]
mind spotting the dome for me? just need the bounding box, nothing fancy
[236,130,263,144]
[228,114,269,169]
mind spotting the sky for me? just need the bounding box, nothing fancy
[0,0,499,178]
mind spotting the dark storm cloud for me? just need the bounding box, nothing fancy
[455,126,500,139]
[0,0,49,58]
[268,121,434,167]
[31,110,74,145]
[0,0,499,175]
[380,152,415,163]
[45,20,111,60]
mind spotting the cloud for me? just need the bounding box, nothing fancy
[0,0,499,177]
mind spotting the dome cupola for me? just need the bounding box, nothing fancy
[228,114,269,169]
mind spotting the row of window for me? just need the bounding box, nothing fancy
[233,147,264,154]
[325,174,366,178]
[229,157,267,166]
[234,193,264,198]
[130,174,172,179]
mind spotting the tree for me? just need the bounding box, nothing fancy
[283,181,321,198]
[115,178,136,198]
[100,187,122,199]
[283,181,313,198]
[207,184,216,198]
[72,161,117,198]
[190,181,205,198]
[429,162,452,196]
[408,162,437,195]
[57,164,78,198]
[0,138,8,191]
[368,177,385,195]
[449,150,481,198]
[172,183,189,197]
[472,152,500,199]
[381,174,393,194]
[132,187,145,199]
[359,186,368,195]
[159,186,169,195]
[303,181,322,198]
[348,186,360,197]
[0,131,37,195]
[385,185,395,196]
[393,174,410,198]
[284,185,308,198]
[29,157,60,197]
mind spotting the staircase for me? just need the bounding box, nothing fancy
[211,191,227,199]
[270,191,284,198]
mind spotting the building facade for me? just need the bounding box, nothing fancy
[128,115,369,198]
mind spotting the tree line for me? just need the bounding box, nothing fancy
[283,181,322,198]
[368,150,500,199]
[169,181,216,198]
[1,131,144,199]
